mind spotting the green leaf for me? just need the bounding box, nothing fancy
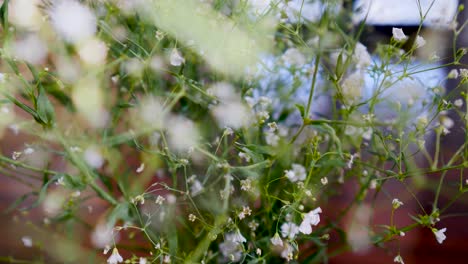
[36,85,55,127]
[295,103,305,118]
[3,192,33,214]
[0,0,9,29]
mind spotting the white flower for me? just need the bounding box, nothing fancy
[282,48,306,67]
[460,69,468,79]
[231,230,247,244]
[136,163,145,173]
[394,254,405,264]
[78,38,108,66]
[354,43,372,69]
[392,28,408,42]
[392,198,403,209]
[415,35,426,49]
[12,34,48,65]
[139,257,147,264]
[83,147,104,169]
[299,207,322,235]
[280,242,294,261]
[433,228,447,244]
[219,232,245,262]
[107,248,123,264]
[240,179,252,191]
[155,195,165,205]
[238,152,251,162]
[21,236,33,247]
[448,69,459,79]
[49,0,97,44]
[190,179,203,197]
[454,99,463,108]
[341,71,364,104]
[270,233,283,246]
[10,0,42,30]
[284,164,307,183]
[167,116,199,153]
[24,147,35,155]
[170,48,185,66]
[280,222,299,240]
[212,101,252,129]
[320,177,328,185]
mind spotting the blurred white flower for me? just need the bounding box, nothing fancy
[92,222,115,248]
[107,248,123,264]
[392,198,403,209]
[78,38,108,66]
[434,227,447,244]
[284,163,307,182]
[219,232,245,262]
[167,116,199,153]
[13,34,48,65]
[354,43,372,69]
[282,48,306,67]
[447,69,459,79]
[84,147,104,169]
[415,35,426,49]
[21,236,33,247]
[10,0,43,30]
[212,101,252,129]
[280,222,299,239]
[341,71,364,104]
[170,48,185,66]
[454,99,463,108]
[299,207,322,234]
[49,0,97,43]
[394,254,404,264]
[280,242,294,261]
[190,179,203,196]
[139,97,166,129]
[139,257,147,264]
[392,28,407,42]
[320,177,328,185]
[270,233,283,246]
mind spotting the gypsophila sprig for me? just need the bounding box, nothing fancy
[0,0,466,263]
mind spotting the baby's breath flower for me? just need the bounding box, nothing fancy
[240,179,252,191]
[392,198,403,209]
[267,122,278,132]
[49,0,96,44]
[238,206,252,220]
[188,214,196,222]
[136,163,145,173]
[280,242,294,261]
[281,222,299,239]
[394,254,404,264]
[238,152,251,162]
[155,195,165,205]
[256,248,262,256]
[392,28,408,42]
[139,257,147,264]
[415,35,426,49]
[448,69,459,79]
[270,233,283,246]
[285,164,307,183]
[299,207,322,235]
[169,48,185,66]
[248,220,259,231]
[460,69,468,79]
[132,195,145,205]
[320,177,328,185]
[103,245,111,254]
[21,236,33,247]
[107,248,124,264]
[433,227,447,244]
[454,99,463,108]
